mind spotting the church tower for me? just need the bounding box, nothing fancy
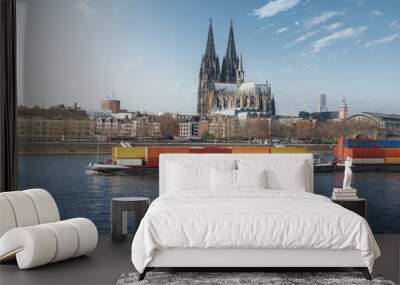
[197,18,220,114]
[236,53,244,85]
[220,21,239,83]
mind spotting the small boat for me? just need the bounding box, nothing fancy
[86,161,130,175]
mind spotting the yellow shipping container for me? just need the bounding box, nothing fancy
[231,146,270,154]
[384,157,400,164]
[270,147,308,154]
[112,147,146,159]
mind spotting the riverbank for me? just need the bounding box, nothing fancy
[18,141,333,155]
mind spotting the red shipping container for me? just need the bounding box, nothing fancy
[147,147,190,158]
[146,147,190,167]
[343,148,384,158]
[146,157,159,168]
[383,149,400,157]
[190,147,232,153]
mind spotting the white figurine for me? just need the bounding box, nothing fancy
[343,157,353,189]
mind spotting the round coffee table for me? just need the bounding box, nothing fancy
[111,197,150,242]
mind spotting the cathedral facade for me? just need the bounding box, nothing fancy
[197,20,276,117]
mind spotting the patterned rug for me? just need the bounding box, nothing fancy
[116,271,396,285]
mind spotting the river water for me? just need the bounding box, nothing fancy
[18,154,400,233]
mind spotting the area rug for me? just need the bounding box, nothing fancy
[116,271,396,285]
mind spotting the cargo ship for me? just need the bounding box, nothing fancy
[87,145,312,176]
[333,137,400,172]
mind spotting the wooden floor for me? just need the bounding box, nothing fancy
[0,234,399,285]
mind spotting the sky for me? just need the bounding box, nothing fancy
[17,0,400,115]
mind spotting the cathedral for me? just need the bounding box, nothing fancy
[197,19,276,117]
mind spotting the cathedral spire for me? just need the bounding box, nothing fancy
[220,20,239,83]
[205,18,216,59]
[225,20,237,59]
[237,53,244,85]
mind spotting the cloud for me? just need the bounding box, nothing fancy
[323,22,344,32]
[276,27,289,34]
[311,26,367,53]
[284,30,319,47]
[74,0,95,17]
[365,34,399,48]
[305,11,344,28]
[370,9,383,16]
[389,20,400,29]
[253,0,301,19]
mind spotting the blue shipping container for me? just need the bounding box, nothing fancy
[377,140,400,148]
[344,139,379,148]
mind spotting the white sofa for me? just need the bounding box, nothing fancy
[0,189,98,269]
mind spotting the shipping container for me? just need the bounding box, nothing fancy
[231,146,270,154]
[383,149,400,157]
[343,139,379,148]
[351,158,384,164]
[112,146,146,159]
[384,157,400,164]
[337,137,344,148]
[116,159,142,166]
[343,148,384,158]
[270,147,308,154]
[146,147,190,167]
[377,140,400,148]
[189,147,232,153]
[332,146,344,159]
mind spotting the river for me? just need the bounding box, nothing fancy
[18,154,400,233]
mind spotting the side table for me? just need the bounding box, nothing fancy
[332,198,366,218]
[111,197,150,242]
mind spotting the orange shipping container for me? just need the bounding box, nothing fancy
[337,137,344,148]
[384,157,400,164]
[231,146,270,154]
[383,149,400,157]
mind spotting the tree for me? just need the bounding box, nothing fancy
[159,113,178,138]
[201,131,215,141]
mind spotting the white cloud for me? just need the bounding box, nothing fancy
[323,22,344,32]
[305,11,344,28]
[253,0,301,19]
[311,26,367,53]
[294,21,300,25]
[370,9,383,16]
[389,20,400,29]
[365,34,399,48]
[276,27,289,34]
[74,0,95,17]
[284,30,319,47]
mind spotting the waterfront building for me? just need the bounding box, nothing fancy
[208,115,240,139]
[348,112,400,130]
[87,110,112,119]
[144,121,161,138]
[18,118,95,141]
[101,99,121,114]
[197,19,276,117]
[339,99,349,120]
[198,115,209,137]
[178,116,200,138]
